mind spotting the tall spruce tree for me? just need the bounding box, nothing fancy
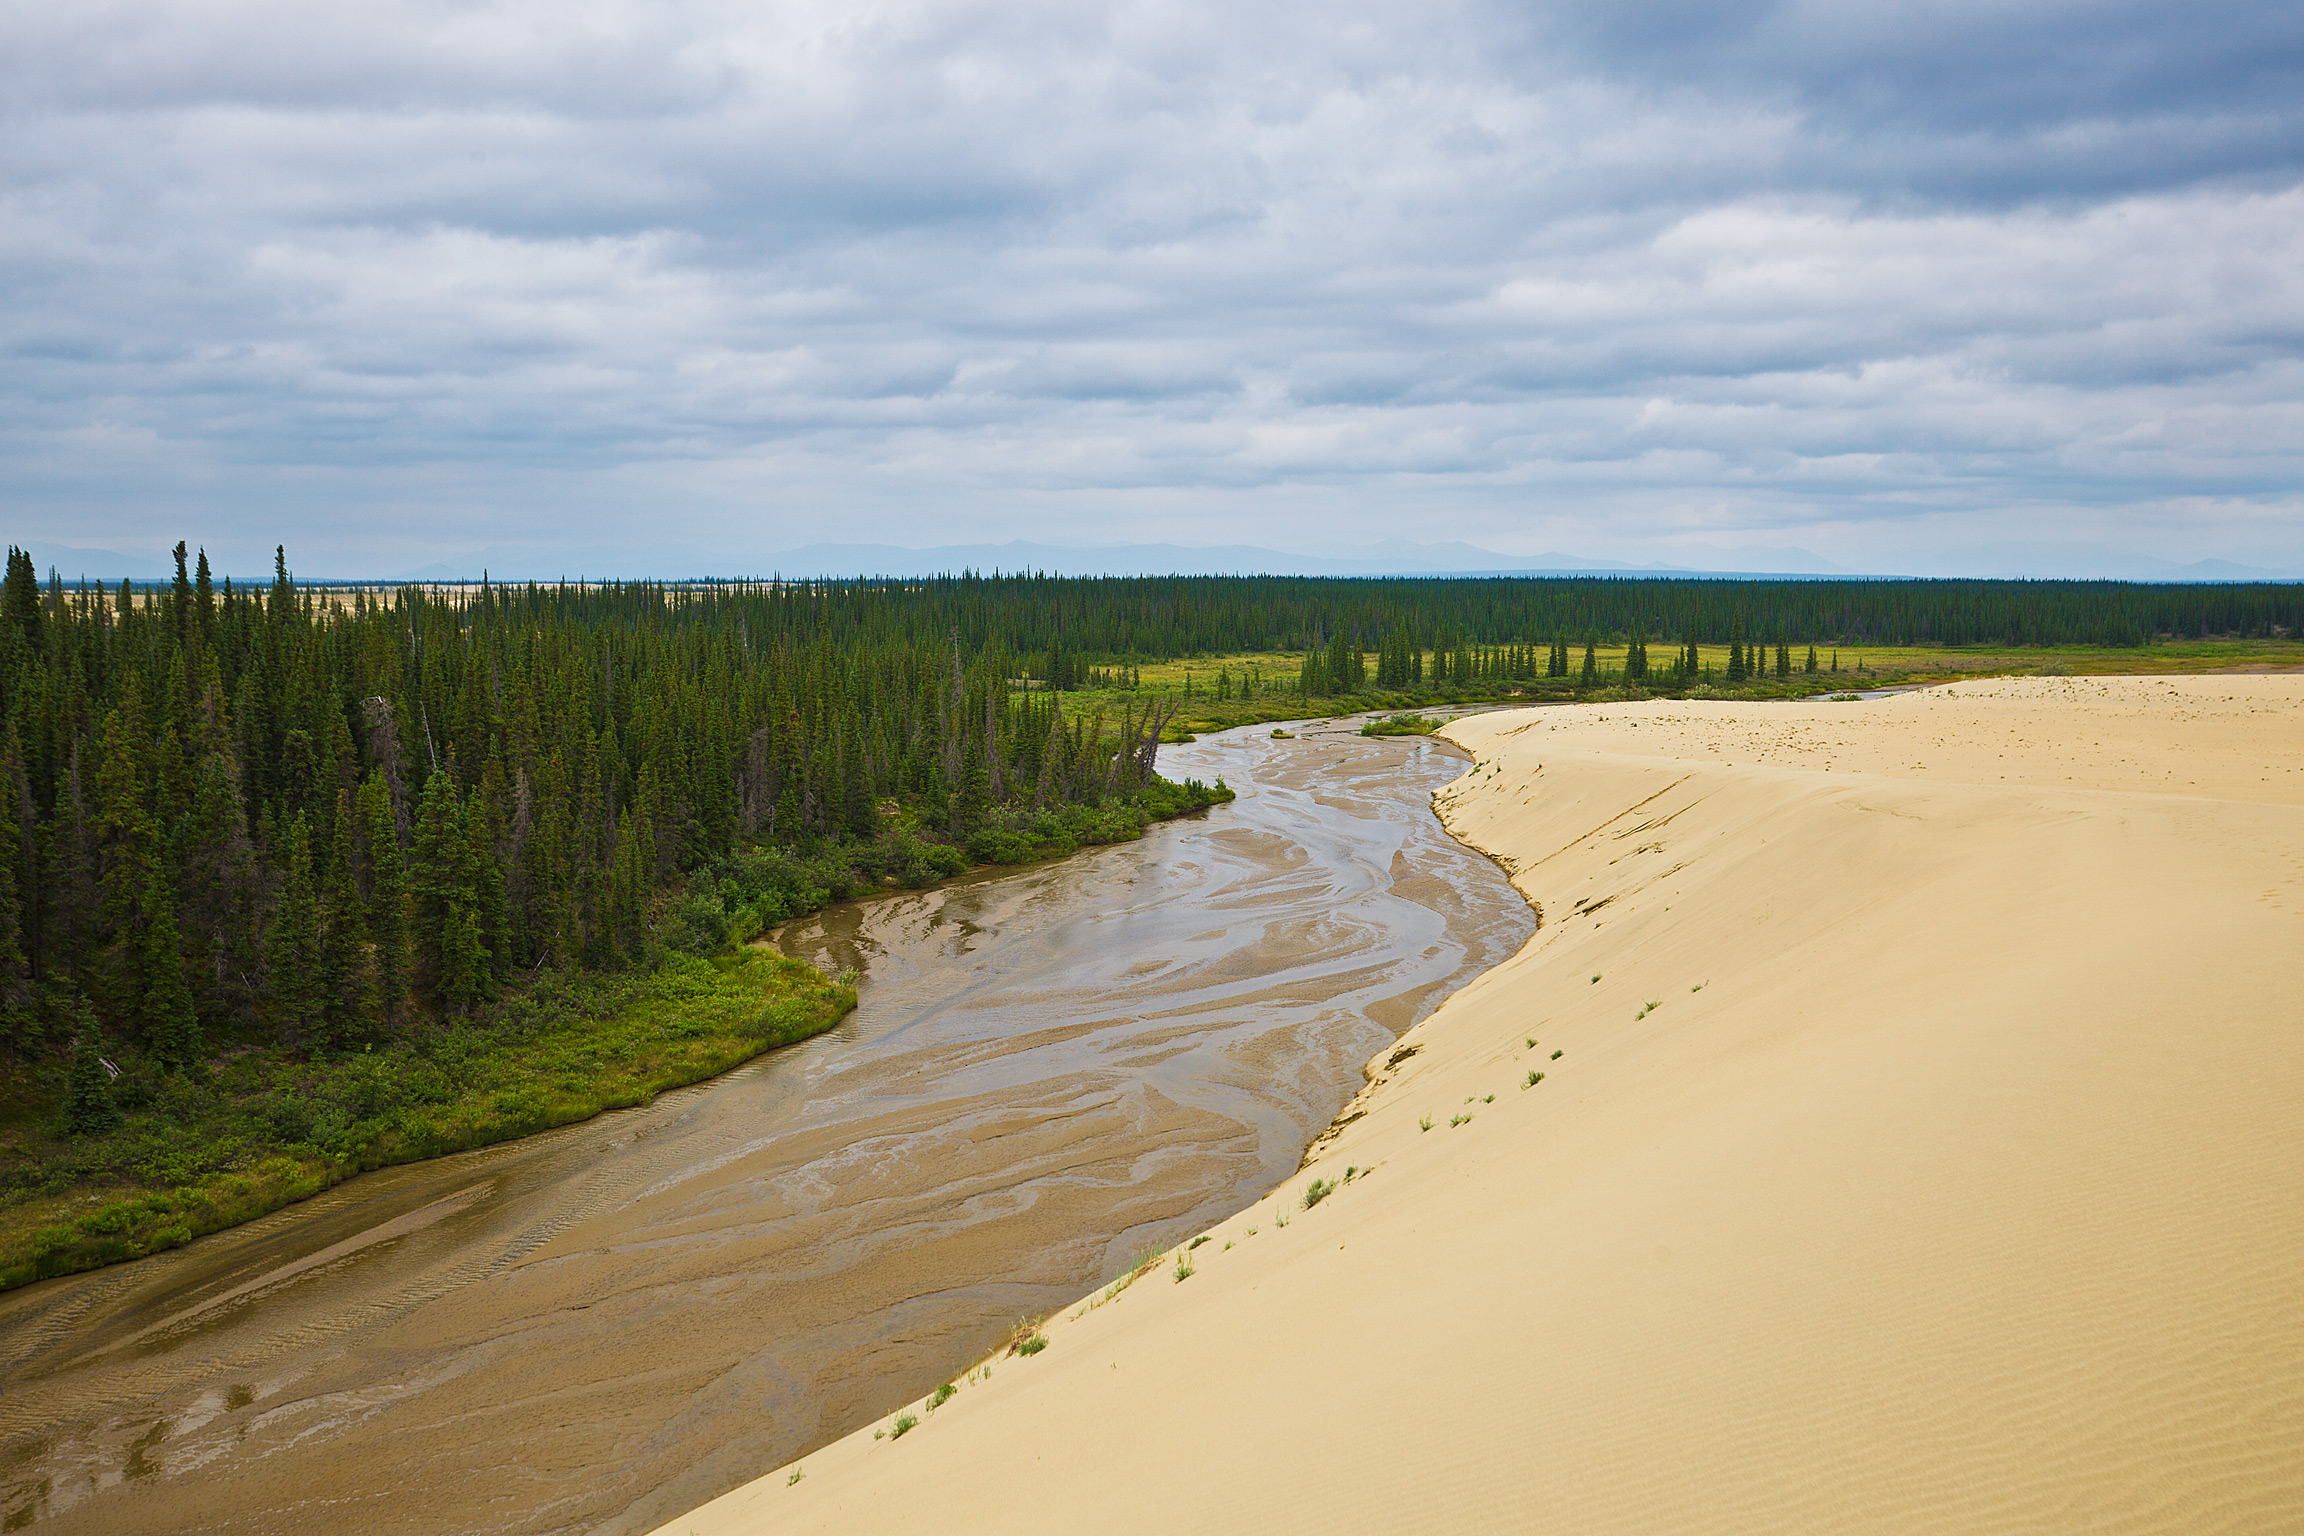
[841,732,877,840]
[64,1024,121,1135]
[264,815,323,1045]
[2,548,42,657]
[136,869,201,1070]
[950,742,991,837]
[320,787,369,1040]
[409,771,468,1004]
[362,773,409,1032]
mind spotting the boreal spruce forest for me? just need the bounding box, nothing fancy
[2,544,2296,1288]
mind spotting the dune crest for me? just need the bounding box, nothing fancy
[656,677,2304,1536]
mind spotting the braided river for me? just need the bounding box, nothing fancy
[0,715,1533,1535]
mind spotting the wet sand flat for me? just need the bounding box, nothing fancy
[0,722,1532,1535]
[684,675,2304,1535]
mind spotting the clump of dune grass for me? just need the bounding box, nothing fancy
[1302,1178,1335,1210]
[1095,1241,1167,1303]
[890,1411,919,1439]
[1004,1314,1050,1357]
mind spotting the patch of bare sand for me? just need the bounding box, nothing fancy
[654,676,2304,1535]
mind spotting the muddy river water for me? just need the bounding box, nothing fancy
[0,717,1534,1535]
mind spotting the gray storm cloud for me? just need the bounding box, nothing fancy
[3,0,2300,575]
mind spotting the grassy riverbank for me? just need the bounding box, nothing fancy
[0,776,1234,1294]
[660,778,1234,951]
[1061,638,2304,741]
[0,952,854,1291]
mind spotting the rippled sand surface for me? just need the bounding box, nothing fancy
[0,719,1532,1535]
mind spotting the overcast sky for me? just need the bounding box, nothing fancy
[6,0,2302,577]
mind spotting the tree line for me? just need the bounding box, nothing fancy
[722,571,2296,660]
[7,548,2294,1072]
[0,547,1211,1070]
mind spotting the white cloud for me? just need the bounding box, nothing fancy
[3,0,2301,574]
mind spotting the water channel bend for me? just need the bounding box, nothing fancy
[0,718,1534,1535]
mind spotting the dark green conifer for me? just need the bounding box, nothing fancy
[361,773,408,1033]
[2,548,43,657]
[65,1025,121,1135]
[437,900,492,1013]
[136,868,201,1070]
[171,542,194,642]
[320,787,368,1039]
[1326,628,1359,693]
[264,815,323,1045]
[409,772,466,1004]
[193,548,216,641]
[1299,646,1330,697]
[950,741,991,836]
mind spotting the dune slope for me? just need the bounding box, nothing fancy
[655,676,2304,1535]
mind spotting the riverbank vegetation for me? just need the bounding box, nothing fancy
[0,546,1230,1288]
[1361,714,1441,737]
[963,574,2296,738]
[5,952,850,1288]
[0,552,2291,1287]
[1056,634,2302,741]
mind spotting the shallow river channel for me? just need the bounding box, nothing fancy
[0,716,1533,1535]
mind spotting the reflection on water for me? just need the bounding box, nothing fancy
[0,718,1533,1535]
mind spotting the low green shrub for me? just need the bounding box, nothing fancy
[0,953,853,1291]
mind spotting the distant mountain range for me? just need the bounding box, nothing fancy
[10,538,2299,584]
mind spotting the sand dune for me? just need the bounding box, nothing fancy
[653,677,2304,1535]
